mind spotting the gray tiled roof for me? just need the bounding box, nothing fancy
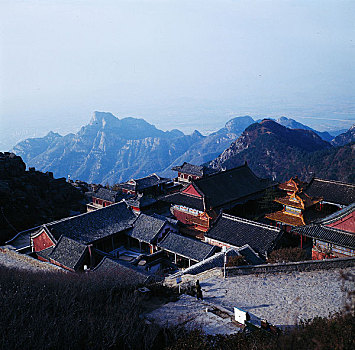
[316,203,355,225]
[126,213,167,243]
[6,226,42,251]
[48,236,88,271]
[93,257,154,284]
[158,232,216,262]
[126,194,157,208]
[135,174,170,190]
[292,224,355,249]
[161,192,205,211]
[94,187,118,202]
[120,174,170,192]
[304,178,355,206]
[163,164,273,211]
[175,248,240,276]
[205,213,282,255]
[194,164,274,209]
[151,213,178,226]
[36,246,54,260]
[172,162,218,177]
[237,244,264,265]
[93,187,132,203]
[45,201,136,244]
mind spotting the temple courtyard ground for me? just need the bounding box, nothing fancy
[145,267,354,334]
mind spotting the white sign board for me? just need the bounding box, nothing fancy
[234,307,248,324]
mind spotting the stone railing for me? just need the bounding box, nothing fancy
[164,267,223,287]
[226,257,355,277]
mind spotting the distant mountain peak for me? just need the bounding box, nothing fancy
[89,111,118,126]
[260,118,275,124]
[246,118,279,132]
[224,116,254,133]
[275,116,334,142]
[192,130,203,137]
[46,131,62,138]
[278,116,288,122]
[11,111,199,183]
[275,116,311,130]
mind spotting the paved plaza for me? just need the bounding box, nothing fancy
[146,267,354,333]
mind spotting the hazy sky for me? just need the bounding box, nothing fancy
[0,0,354,148]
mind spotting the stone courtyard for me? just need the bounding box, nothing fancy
[146,267,354,333]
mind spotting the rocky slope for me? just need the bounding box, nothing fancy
[209,119,334,182]
[331,124,355,146]
[161,116,255,177]
[12,111,206,184]
[303,142,355,183]
[0,153,85,244]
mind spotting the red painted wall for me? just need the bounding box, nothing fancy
[32,230,55,252]
[312,250,337,260]
[93,197,114,207]
[182,184,202,197]
[122,189,136,195]
[326,212,355,233]
[132,206,140,212]
[173,208,191,225]
[172,208,209,231]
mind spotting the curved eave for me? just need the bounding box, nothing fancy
[274,197,304,209]
[265,211,305,227]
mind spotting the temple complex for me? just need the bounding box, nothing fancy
[164,163,274,235]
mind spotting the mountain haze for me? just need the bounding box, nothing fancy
[13,112,204,184]
[275,117,334,142]
[13,113,256,184]
[12,113,354,184]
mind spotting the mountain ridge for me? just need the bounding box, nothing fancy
[11,112,354,184]
[12,111,205,184]
[275,116,334,142]
[209,119,354,182]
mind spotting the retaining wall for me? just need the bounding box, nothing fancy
[226,257,355,276]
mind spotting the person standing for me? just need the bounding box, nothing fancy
[196,280,203,300]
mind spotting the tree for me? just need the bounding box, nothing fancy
[267,247,307,263]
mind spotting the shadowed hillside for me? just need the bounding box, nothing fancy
[0,153,85,244]
[210,119,335,182]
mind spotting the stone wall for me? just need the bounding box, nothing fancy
[226,257,355,276]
